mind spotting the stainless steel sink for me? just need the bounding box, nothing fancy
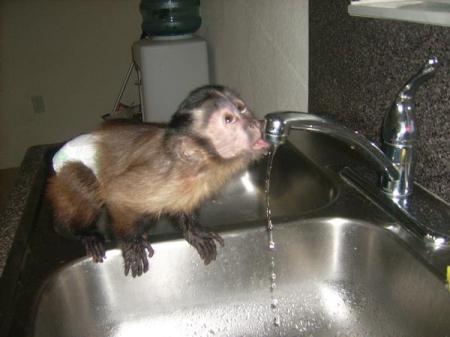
[33,218,450,337]
[2,133,450,337]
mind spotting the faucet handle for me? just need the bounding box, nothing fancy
[400,57,438,100]
[382,57,438,145]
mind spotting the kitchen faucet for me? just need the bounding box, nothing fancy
[264,57,450,245]
[264,57,438,201]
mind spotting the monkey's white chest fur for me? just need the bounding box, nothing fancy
[52,134,99,176]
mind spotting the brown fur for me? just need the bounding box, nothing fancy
[46,85,269,275]
[92,122,251,239]
[47,161,102,233]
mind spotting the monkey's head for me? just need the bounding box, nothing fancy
[168,85,270,162]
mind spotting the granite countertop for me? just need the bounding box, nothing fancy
[0,145,50,277]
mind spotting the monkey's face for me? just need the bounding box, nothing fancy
[170,85,271,161]
[204,98,270,160]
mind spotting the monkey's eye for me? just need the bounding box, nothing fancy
[224,114,236,124]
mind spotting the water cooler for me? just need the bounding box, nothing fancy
[133,0,209,122]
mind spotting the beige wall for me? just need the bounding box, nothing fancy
[0,0,308,168]
[0,0,141,168]
[199,0,308,119]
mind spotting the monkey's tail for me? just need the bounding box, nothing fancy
[47,161,104,237]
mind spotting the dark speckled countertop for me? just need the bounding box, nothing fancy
[0,146,50,277]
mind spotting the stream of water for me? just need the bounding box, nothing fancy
[265,145,280,327]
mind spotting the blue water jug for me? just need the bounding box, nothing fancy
[140,0,201,37]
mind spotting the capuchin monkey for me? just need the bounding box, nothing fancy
[47,85,270,277]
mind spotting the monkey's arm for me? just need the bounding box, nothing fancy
[175,213,224,265]
[107,204,155,277]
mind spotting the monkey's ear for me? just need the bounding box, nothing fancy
[174,137,207,164]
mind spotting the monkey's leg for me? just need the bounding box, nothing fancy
[109,207,155,277]
[47,161,106,263]
[176,213,224,265]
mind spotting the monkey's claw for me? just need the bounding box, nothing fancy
[81,235,106,263]
[122,239,155,277]
[186,227,224,265]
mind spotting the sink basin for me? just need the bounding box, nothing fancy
[33,218,450,337]
[196,142,336,227]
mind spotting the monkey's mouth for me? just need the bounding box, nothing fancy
[252,138,271,152]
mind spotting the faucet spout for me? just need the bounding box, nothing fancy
[264,111,400,181]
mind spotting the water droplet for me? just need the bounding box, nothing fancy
[273,315,281,327]
[271,272,276,281]
[271,298,278,309]
[269,240,276,250]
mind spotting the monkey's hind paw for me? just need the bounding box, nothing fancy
[122,239,155,277]
[81,235,106,263]
[186,227,224,265]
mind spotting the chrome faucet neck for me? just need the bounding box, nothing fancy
[264,111,400,182]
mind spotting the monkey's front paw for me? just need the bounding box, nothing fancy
[186,227,224,265]
[122,239,155,277]
[81,235,106,263]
